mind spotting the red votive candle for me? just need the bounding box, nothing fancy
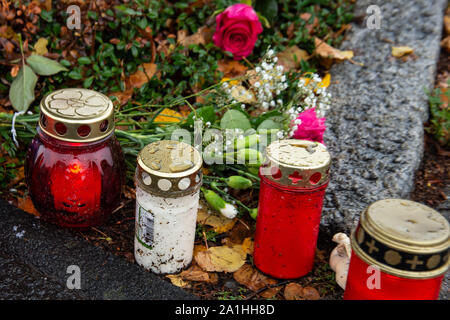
[344,199,449,300]
[254,139,331,279]
[25,88,124,228]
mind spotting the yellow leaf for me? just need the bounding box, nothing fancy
[34,38,48,55]
[166,274,190,288]
[391,46,414,58]
[197,200,237,234]
[318,73,331,88]
[195,246,246,273]
[154,108,182,123]
[220,77,240,86]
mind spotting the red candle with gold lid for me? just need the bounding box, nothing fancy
[344,199,449,300]
[25,88,124,228]
[253,139,331,279]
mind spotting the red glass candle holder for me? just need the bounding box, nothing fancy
[254,139,331,279]
[344,199,449,300]
[25,88,124,228]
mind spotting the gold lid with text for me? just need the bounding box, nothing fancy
[39,88,114,142]
[352,199,450,279]
[136,140,203,197]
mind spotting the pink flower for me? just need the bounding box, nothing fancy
[213,4,263,60]
[292,108,326,144]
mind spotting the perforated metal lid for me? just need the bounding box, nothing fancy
[39,88,114,142]
[352,199,450,279]
[136,140,203,197]
[261,139,331,188]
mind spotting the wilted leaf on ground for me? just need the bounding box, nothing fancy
[444,15,450,35]
[33,38,48,55]
[315,37,353,60]
[230,85,256,104]
[9,65,37,112]
[302,287,320,300]
[284,283,304,300]
[127,62,157,89]
[195,246,246,272]
[217,60,248,78]
[18,196,40,216]
[197,201,237,234]
[231,237,254,259]
[441,37,450,54]
[178,26,214,47]
[314,37,353,68]
[391,46,414,58]
[166,274,191,288]
[180,265,219,284]
[233,264,278,296]
[109,89,133,107]
[300,13,319,34]
[277,45,309,72]
[154,108,183,123]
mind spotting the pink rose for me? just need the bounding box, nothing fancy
[213,4,263,60]
[292,108,326,144]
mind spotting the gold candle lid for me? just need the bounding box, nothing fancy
[260,139,331,188]
[39,88,114,143]
[136,140,202,197]
[352,199,450,279]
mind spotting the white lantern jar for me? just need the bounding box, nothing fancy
[134,140,202,274]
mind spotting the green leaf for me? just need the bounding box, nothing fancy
[220,109,252,131]
[9,65,38,112]
[241,0,252,5]
[254,0,278,25]
[78,56,92,65]
[26,55,68,76]
[184,106,216,127]
[83,76,94,88]
[257,117,282,130]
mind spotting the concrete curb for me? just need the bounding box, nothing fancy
[0,200,195,300]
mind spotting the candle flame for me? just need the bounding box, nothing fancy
[69,162,82,174]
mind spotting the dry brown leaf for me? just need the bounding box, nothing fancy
[193,244,208,257]
[391,46,414,58]
[277,45,309,71]
[284,283,304,300]
[166,274,191,288]
[217,59,248,78]
[195,246,246,272]
[18,196,40,217]
[441,36,450,54]
[300,13,319,34]
[444,15,450,35]
[315,37,353,60]
[314,37,353,68]
[33,38,48,55]
[109,89,133,106]
[197,201,237,234]
[230,85,256,104]
[127,62,157,89]
[178,26,214,47]
[233,264,277,292]
[180,265,219,284]
[11,65,19,78]
[302,286,320,300]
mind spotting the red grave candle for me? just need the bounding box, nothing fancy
[25,88,124,228]
[254,139,331,279]
[344,199,449,300]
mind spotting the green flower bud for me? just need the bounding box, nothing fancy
[203,189,225,211]
[226,176,252,189]
[234,134,260,150]
[236,148,262,164]
[247,167,259,176]
[249,208,258,220]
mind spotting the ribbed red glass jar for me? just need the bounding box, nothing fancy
[25,88,124,228]
[253,139,331,279]
[344,199,449,300]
